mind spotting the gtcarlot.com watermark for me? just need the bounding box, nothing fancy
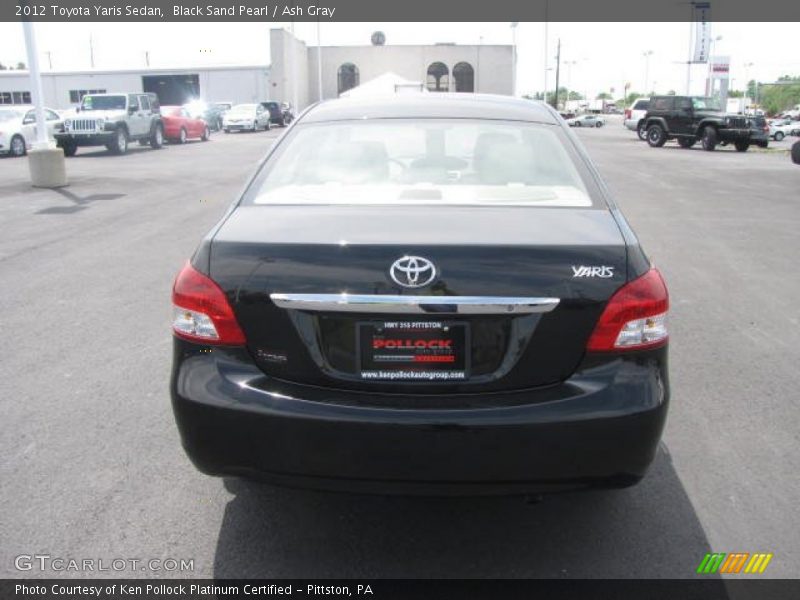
[14,554,194,573]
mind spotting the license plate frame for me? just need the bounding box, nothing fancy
[357,320,470,382]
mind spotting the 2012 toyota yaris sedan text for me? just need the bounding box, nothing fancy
[170,94,670,495]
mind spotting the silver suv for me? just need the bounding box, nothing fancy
[56,93,164,156]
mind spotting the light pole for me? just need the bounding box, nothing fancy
[642,50,653,95]
[316,19,323,101]
[564,60,577,109]
[744,61,754,104]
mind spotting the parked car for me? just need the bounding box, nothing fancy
[170,94,671,495]
[0,105,62,157]
[184,100,224,132]
[644,95,751,151]
[768,118,797,141]
[623,97,650,140]
[566,114,605,127]
[160,105,210,143]
[222,103,271,133]
[259,101,294,127]
[55,92,163,156]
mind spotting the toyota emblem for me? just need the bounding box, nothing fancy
[389,256,437,288]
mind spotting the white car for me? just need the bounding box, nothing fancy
[222,103,271,133]
[0,106,62,157]
[768,118,798,141]
[566,114,605,128]
[623,97,650,140]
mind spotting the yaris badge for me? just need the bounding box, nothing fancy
[390,256,437,288]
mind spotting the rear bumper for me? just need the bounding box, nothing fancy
[623,119,640,131]
[171,341,669,495]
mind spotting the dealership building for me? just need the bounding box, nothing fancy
[269,29,514,109]
[0,64,270,110]
[0,29,512,110]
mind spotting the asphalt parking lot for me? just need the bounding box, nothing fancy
[1,121,798,580]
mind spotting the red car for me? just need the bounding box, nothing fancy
[160,105,210,144]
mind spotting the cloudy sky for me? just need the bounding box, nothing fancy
[1,21,797,98]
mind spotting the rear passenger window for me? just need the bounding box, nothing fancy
[634,100,649,110]
[139,95,150,110]
[652,98,674,111]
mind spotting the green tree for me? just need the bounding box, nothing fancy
[759,76,800,115]
[16,62,26,70]
[596,92,612,100]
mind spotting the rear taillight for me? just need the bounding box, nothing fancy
[172,262,246,345]
[625,109,632,120]
[586,268,669,352]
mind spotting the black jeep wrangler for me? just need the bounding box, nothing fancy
[644,95,752,152]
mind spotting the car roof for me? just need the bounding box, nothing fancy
[301,94,560,125]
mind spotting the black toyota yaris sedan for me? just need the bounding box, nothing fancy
[170,94,670,495]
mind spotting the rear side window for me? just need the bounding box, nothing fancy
[633,100,649,110]
[245,119,594,208]
[652,97,674,111]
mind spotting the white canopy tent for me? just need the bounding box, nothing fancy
[339,72,426,98]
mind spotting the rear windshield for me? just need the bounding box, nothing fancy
[245,119,593,207]
[81,95,125,111]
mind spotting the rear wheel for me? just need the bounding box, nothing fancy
[734,141,750,152]
[774,131,785,141]
[646,124,667,147]
[178,128,187,144]
[595,121,603,128]
[677,137,696,149]
[10,134,26,157]
[150,123,164,149]
[792,140,800,165]
[201,125,210,141]
[637,121,647,140]
[701,127,718,151]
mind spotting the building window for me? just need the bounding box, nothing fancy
[453,62,475,93]
[337,63,359,95]
[426,62,450,92]
[69,89,107,104]
[0,91,32,104]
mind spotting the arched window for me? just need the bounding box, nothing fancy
[337,63,359,95]
[426,62,450,92]
[453,62,475,93]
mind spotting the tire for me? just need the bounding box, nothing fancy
[9,134,26,157]
[281,115,289,127]
[201,125,210,141]
[646,124,667,147]
[701,127,718,151]
[252,121,258,132]
[734,141,750,152]
[178,128,187,144]
[107,127,128,155]
[60,141,77,157]
[792,140,800,165]
[265,120,271,131]
[150,123,164,149]
[774,131,784,141]
[595,121,603,128]
[677,137,696,149]
[637,121,647,140]
[224,128,230,134]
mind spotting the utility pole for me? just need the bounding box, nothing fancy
[89,33,95,68]
[552,38,561,109]
[510,22,518,97]
[45,50,52,70]
[642,50,653,95]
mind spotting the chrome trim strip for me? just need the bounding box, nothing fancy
[269,293,560,315]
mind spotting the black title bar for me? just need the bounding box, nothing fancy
[7,0,800,22]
